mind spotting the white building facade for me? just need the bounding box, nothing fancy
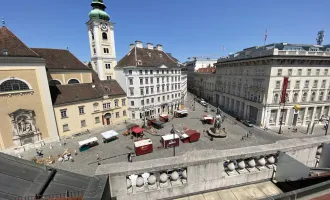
[215,43,330,127]
[115,42,186,120]
[87,0,117,81]
[186,58,217,93]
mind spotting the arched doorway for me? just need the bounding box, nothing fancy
[104,113,111,125]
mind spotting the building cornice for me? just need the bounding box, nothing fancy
[0,56,45,65]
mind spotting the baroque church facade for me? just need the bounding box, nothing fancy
[0,0,128,152]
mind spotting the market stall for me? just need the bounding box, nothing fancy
[174,110,188,118]
[182,129,200,143]
[150,121,164,129]
[147,118,157,126]
[131,126,145,138]
[159,114,169,122]
[78,137,98,152]
[134,138,153,156]
[161,134,180,148]
[202,115,214,124]
[101,130,119,143]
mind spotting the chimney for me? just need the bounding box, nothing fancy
[156,44,163,51]
[147,43,153,50]
[129,44,134,50]
[135,40,143,48]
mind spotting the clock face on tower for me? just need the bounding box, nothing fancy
[101,23,108,31]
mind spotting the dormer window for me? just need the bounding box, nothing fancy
[137,60,142,65]
[148,53,151,57]
[159,54,162,57]
[326,48,330,52]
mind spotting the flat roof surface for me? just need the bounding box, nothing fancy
[174,181,282,200]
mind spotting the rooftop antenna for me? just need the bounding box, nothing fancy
[316,29,325,45]
[1,17,5,27]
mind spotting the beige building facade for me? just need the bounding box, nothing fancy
[0,27,59,152]
[54,95,128,137]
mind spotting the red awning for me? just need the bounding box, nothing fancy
[185,129,199,136]
[132,127,144,134]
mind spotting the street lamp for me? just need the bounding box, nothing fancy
[171,124,175,157]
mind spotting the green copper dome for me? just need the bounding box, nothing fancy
[89,0,110,21]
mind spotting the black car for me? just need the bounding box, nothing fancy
[235,116,242,122]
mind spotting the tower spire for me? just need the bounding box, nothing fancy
[89,0,110,21]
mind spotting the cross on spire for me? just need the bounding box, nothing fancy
[1,17,5,27]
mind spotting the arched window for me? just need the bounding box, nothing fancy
[319,92,324,101]
[102,32,108,40]
[302,92,307,102]
[327,92,330,101]
[68,79,80,84]
[91,31,94,40]
[273,94,279,103]
[0,79,30,92]
[49,80,61,86]
[293,93,298,102]
[311,92,316,101]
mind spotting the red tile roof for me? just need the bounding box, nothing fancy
[116,47,182,68]
[31,48,89,71]
[0,27,39,57]
[196,67,216,73]
[50,80,126,106]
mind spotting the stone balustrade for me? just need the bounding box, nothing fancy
[95,136,330,200]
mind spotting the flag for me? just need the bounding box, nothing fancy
[281,77,289,103]
[264,29,268,42]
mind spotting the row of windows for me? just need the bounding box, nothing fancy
[128,69,181,75]
[275,79,329,90]
[129,84,181,96]
[60,99,126,118]
[273,91,330,103]
[91,32,108,41]
[130,93,181,106]
[130,76,181,85]
[92,47,110,55]
[62,111,127,132]
[277,68,328,76]
[49,79,80,86]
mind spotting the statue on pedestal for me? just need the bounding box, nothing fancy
[208,107,227,138]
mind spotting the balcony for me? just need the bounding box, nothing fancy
[95,137,327,200]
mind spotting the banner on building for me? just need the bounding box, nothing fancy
[281,77,289,103]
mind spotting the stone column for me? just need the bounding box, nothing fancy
[311,107,317,123]
[276,109,281,126]
[284,109,290,125]
[302,107,308,126]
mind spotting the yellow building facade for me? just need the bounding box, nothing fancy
[0,28,59,152]
[54,96,128,137]
[0,26,128,151]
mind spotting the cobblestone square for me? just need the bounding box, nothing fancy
[19,93,324,176]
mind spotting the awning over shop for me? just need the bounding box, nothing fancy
[132,126,144,134]
[101,130,119,139]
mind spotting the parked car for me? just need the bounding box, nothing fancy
[235,116,242,122]
[200,100,207,106]
[243,120,253,127]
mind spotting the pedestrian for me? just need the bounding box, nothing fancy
[74,149,77,156]
[96,153,100,160]
[127,152,132,162]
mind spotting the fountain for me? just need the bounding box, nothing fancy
[207,107,227,138]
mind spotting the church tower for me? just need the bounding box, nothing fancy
[86,0,117,80]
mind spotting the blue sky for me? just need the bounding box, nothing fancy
[1,0,329,62]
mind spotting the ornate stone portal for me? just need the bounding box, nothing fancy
[9,109,41,147]
[208,107,227,138]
